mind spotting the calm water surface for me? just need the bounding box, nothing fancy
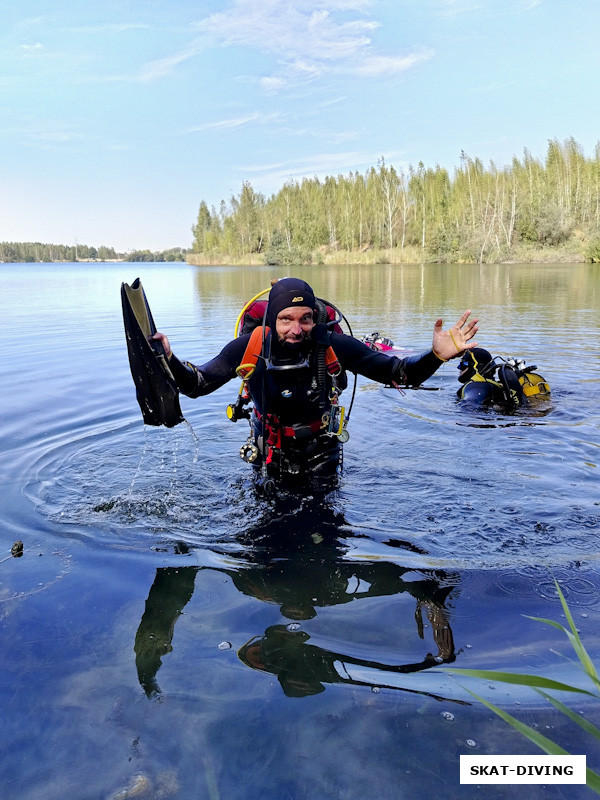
[1,262,599,799]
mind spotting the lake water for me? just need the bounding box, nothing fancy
[1,261,599,799]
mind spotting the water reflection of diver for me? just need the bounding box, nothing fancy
[237,585,456,699]
[135,563,457,699]
[134,509,459,699]
[457,347,550,408]
[134,566,197,698]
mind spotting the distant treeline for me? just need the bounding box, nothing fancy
[126,248,189,262]
[0,242,190,263]
[191,137,600,264]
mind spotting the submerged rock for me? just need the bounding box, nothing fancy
[107,771,179,800]
[11,541,23,557]
[108,774,151,800]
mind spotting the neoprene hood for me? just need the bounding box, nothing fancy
[266,278,316,328]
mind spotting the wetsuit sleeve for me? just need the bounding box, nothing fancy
[330,332,444,387]
[167,336,250,398]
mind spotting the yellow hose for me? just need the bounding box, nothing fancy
[234,288,271,337]
[236,363,257,380]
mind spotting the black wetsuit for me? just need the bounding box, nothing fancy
[168,328,443,486]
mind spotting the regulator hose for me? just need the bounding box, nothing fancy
[314,299,329,404]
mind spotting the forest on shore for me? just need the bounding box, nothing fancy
[190,137,600,266]
[0,242,189,264]
[4,137,600,267]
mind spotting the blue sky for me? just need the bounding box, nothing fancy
[1,0,599,252]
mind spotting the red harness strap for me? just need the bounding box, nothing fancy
[255,410,324,440]
[255,410,324,463]
[264,416,281,465]
[281,419,323,437]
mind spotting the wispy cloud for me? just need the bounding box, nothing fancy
[519,0,544,10]
[78,38,205,84]
[316,96,347,108]
[193,0,431,92]
[183,112,282,134]
[238,148,409,187]
[137,42,202,82]
[79,1,431,88]
[431,0,543,16]
[242,160,288,173]
[354,50,434,77]
[4,119,85,148]
[67,23,152,34]
[194,2,376,60]
[259,76,288,93]
[432,0,485,15]
[28,130,84,144]
[17,16,47,29]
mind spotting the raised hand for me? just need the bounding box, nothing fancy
[432,310,478,361]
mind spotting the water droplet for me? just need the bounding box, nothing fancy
[465,644,473,649]
[441,711,454,721]
[466,739,476,748]
[217,641,231,650]
[371,686,380,693]
[286,622,301,632]
[581,613,589,618]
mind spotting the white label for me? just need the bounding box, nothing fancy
[460,755,586,784]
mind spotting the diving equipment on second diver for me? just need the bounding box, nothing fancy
[457,347,550,407]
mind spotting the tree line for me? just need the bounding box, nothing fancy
[191,137,600,264]
[0,242,190,263]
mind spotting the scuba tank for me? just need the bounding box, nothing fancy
[457,349,550,408]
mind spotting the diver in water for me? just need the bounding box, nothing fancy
[457,347,550,407]
[152,278,479,491]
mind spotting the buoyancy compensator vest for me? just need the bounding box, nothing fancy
[227,292,353,484]
[457,348,550,408]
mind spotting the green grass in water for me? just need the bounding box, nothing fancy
[441,579,600,793]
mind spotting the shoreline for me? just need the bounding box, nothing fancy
[186,245,586,267]
[0,246,587,267]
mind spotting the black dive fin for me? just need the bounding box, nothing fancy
[121,278,184,428]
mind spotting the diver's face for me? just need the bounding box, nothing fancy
[276,306,315,343]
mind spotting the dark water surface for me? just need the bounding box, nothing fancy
[1,262,599,799]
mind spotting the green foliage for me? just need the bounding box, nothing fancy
[0,241,119,262]
[585,235,600,262]
[0,242,188,263]
[263,230,312,266]
[442,580,600,794]
[191,201,214,253]
[526,205,573,247]
[128,248,187,262]
[191,137,600,263]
